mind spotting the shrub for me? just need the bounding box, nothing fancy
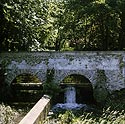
[0,103,19,124]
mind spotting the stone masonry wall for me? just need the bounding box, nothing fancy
[0,51,125,102]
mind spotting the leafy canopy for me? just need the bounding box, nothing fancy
[0,0,125,51]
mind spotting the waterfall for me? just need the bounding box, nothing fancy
[52,85,87,112]
[65,86,76,103]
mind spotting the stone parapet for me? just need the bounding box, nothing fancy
[19,95,51,124]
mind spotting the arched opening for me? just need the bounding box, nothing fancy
[57,74,95,105]
[10,73,43,102]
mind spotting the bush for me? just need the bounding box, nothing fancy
[0,103,19,124]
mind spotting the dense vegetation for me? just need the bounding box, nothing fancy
[43,89,125,124]
[44,109,125,124]
[0,103,19,124]
[0,102,32,124]
[0,89,124,124]
[0,0,125,51]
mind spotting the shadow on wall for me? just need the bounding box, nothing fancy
[10,73,43,102]
[55,74,96,105]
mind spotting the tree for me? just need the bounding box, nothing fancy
[0,0,125,51]
[106,0,125,50]
[62,0,124,50]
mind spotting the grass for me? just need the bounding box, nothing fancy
[1,103,124,124]
[44,89,125,124]
[0,89,124,124]
[44,108,125,124]
[0,102,31,124]
[0,103,19,124]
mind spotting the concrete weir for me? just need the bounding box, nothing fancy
[19,95,51,124]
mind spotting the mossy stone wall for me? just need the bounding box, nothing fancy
[0,51,125,103]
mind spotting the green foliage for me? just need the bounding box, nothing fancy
[63,0,125,50]
[43,69,63,97]
[44,108,125,124]
[44,89,125,124]
[105,89,125,111]
[94,70,109,103]
[0,0,66,51]
[43,82,62,97]
[58,111,76,124]
[0,0,125,51]
[0,103,19,124]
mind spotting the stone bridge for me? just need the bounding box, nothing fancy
[0,51,125,102]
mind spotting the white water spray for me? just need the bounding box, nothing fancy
[52,85,87,111]
[65,86,76,103]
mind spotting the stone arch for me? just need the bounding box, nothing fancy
[61,74,91,84]
[5,69,46,85]
[54,70,97,104]
[11,73,41,84]
[9,71,44,102]
[54,70,97,89]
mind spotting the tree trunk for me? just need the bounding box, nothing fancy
[55,40,60,51]
[119,10,125,50]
